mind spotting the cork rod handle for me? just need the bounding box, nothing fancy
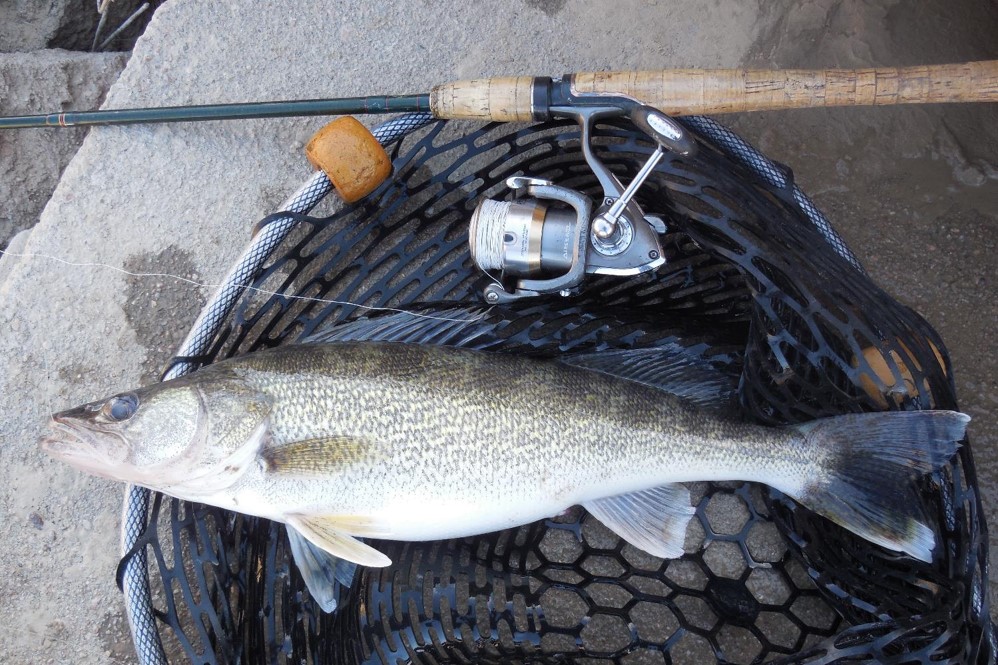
[430,61,998,120]
[430,76,537,122]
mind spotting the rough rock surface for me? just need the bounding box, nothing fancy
[0,0,88,52]
[0,0,155,53]
[0,0,995,663]
[0,1,68,52]
[0,49,128,249]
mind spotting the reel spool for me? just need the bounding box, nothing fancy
[469,196,578,276]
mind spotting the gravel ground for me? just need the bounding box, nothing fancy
[0,1,995,663]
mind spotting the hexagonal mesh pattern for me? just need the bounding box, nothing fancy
[124,118,992,664]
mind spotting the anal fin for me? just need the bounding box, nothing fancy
[287,514,392,567]
[583,484,695,559]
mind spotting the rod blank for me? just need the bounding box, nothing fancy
[0,95,431,129]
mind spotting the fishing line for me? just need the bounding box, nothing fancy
[468,199,508,272]
[465,199,512,293]
[0,248,488,324]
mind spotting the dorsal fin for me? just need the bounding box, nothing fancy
[560,347,740,416]
[300,306,492,345]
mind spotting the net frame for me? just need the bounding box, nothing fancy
[120,114,994,664]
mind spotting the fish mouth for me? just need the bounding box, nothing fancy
[38,417,88,455]
[38,416,129,478]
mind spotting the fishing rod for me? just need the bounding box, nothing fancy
[6,60,996,304]
[2,60,996,129]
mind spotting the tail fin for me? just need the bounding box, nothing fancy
[791,411,968,562]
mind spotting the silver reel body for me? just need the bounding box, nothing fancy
[469,105,696,303]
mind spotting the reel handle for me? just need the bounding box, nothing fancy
[430,60,998,120]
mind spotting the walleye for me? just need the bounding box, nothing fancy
[40,342,967,611]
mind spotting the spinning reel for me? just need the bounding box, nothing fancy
[468,104,696,303]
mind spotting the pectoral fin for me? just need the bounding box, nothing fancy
[582,484,695,559]
[287,514,392,567]
[287,526,358,613]
[263,436,379,475]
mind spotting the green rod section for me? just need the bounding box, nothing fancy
[0,94,432,129]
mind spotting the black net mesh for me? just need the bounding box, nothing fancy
[127,117,994,664]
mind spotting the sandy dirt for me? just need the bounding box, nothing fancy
[0,1,995,663]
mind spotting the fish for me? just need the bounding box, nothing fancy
[39,341,968,612]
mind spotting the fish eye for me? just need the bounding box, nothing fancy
[104,394,139,422]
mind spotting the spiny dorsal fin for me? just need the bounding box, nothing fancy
[582,484,696,560]
[300,306,492,345]
[262,436,380,475]
[560,347,740,415]
[286,514,392,567]
[287,526,357,612]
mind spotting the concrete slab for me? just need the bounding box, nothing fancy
[0,49,128,249]
[0,0,995,663]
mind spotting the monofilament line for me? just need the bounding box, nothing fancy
[0,248,487,324]
[468,199,511,272]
